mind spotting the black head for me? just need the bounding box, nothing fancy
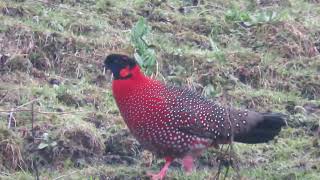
[104,54,138,80]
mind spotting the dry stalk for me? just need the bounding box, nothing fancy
[214,93,241,180]
[0,90,9,104]
[7,108,16,129]
[31,99,40,180]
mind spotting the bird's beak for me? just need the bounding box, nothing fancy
[103,64,109,75]
[102,65,113,81]
[103,66,106,75]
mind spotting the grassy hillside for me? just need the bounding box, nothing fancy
[0,0,319,179]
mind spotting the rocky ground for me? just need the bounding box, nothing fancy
[0,0,319,179]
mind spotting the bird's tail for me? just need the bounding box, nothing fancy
[231,111,286,144]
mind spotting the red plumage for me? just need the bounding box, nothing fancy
[105,54,286,180]
[113,67,212,157]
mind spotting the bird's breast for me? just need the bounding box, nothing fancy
[112,79,168,133]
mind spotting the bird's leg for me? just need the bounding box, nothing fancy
[182,155,194,173]
[148,156,173,180]
[182,149,204,174]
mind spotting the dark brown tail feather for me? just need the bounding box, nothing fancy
[234,113,287,144]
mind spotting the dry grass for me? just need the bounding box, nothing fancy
[0,123,24,171]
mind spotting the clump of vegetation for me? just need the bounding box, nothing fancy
[57,120,105,158]
[131,17,157,76]
[5,55,33,73]
[0,123,24,171]
[96,0,114,13]
[225,7,285,26]
[105,129,141,157]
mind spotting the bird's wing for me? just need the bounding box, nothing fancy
[162,85,286,144]
[162,85,231,140]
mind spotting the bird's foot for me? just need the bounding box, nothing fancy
[147,156,173,180]
[147,171,166,180]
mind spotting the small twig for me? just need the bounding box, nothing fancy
[16,98,40,110]
[40,110,90,115]
[226,107,234,142]
[0,90,9,104]
[214,145,224,180]
[214,106,242,180]
[31,99,40,180]
[31,100,35,141]
[0,109,91,115]
[7,108,15,129]
[76,64,81,79]
[197,8,225,16]
[155,60,160,79]
[17,158,29,177]
[223,158,230,180]
[53,170,78,180]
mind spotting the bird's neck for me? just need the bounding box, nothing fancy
[111,66,164,134]
[111,66,153,99]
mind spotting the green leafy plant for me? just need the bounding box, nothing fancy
[225,7,251,22]
[38,133,57,149]
[249,10,284,25]
[225,7,284,26]
[208,36,226,63]
[130,17,157,76]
